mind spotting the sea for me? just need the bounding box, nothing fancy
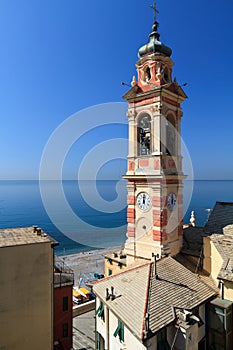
[0,180,233,255]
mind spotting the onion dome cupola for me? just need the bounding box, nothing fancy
[138,20,172,58]
[135,2,174,90]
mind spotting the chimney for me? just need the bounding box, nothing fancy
[33,225,38,233]
[106,288,110,301]
[152,253,159,279]
[36,228,42,236]
[111,286,115,301]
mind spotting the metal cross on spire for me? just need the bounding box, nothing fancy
[150,1,159,23]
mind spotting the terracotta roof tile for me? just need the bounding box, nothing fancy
[182,226,204,256]
[147,258,217,334]
[94,263,151,339]
[94,257,217,339]
[204,202,233,234]
[0,226,57,248]
[210,225,233,282]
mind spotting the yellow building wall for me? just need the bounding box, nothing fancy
[223,281,233,302]
[0,242,53,350]
[203,237,233,301]
[104,259,126,277]
[203,237,223,283]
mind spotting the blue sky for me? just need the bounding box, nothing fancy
[0,0,233,180]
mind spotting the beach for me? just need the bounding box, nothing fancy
[57,245,122,286]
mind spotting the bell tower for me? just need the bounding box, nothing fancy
[123,4,187,264]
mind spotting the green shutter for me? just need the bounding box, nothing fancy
[114,320,124,342]
[118,262,123,268]
[96,304,101,315]
[96,301,104,320]
[120,322,124,342]
[113,323,121,338]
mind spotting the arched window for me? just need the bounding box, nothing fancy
[137,114,151,156]
[143,66,151,82]
[163,66,170,83]
[166,114,176,156]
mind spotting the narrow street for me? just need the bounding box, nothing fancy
[73,311,95,350]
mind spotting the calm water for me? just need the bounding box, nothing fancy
[0,180,233,255]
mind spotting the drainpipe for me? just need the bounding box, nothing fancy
[95,298,97,350]
[106,306,109,350]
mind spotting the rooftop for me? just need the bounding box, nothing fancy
[147,257,217,335]
[209,224,233,282]
[182,226,204,257]
[94,262,150,340]
[0,226,58,248]
[204,201,233,234]
[182,201,233,283]
[175,253,219,292]
[94,257,217,340]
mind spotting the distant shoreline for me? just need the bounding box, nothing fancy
[56,245,122,286]
[58,245,122,259]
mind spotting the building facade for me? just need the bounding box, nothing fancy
[105,3,187,277]
[178,202,233,348]
[122,11,187,264]
[94,258,217,350]
[0,226,74,350]
[0,226,56,350]
[101,4,233,350]
[54,256,74,350]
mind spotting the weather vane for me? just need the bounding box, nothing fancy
[150,1,159,23]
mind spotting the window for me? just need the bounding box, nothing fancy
[96,301,105,321]
[108,269,112,276]
[118,262,123,269]
[137,114,151,156]
[163,66,170,83]
[63,296,68,311]
[166,114,176,156]
[62,323,68,338]
[143,66,151,82]
[114,320,124,342]
[96,332,105,350]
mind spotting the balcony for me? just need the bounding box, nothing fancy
[54,256,74,288]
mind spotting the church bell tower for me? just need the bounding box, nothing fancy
[123,3,187,263]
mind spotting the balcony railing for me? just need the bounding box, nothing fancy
[54,256,74,287]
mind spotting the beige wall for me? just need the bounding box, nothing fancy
[0,242,53,350]
[223,281,233,302]
[203,237,223,283]
[95,297,146,350]
[185,323,198,350]
[203,237,233,301]
[104,259,126,277]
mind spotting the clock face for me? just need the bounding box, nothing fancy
[167,192,177,211]
[136,192,151,211]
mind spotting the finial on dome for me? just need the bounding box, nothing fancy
[138,2,172,58]
[150,1,160,40]
[150,1,159,24]
[190,211,196,227]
